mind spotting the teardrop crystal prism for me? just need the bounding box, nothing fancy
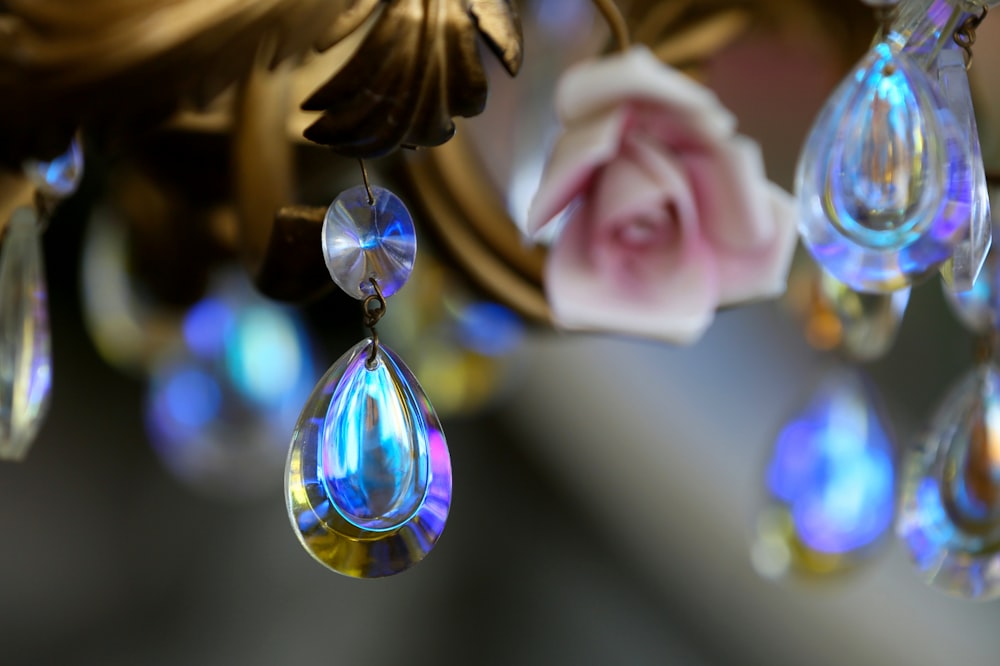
[285,338,451,578]
[796,41,973,292]
[756,369,896,577]
[899,364,1000,599]
[322,185,416,300]
[0,208,52,460]
[22,138,84,199]
[936,47,991,291]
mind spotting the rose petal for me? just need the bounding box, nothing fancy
[590,136,697,239]
[526,106,628,236]
[715,184,799,305]
[684,135,776,251]
[555,46,736,141]
[545,206,720,345]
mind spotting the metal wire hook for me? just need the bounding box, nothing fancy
[955,6,988,69]
[359,158,375,205]
[362,277,387,369]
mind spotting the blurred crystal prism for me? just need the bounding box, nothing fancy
[816,270,910,362]
[0,208,52,460]
[899,364,1000,600]
[146,273,319,498]
[754,368,896,578]
[936,47,991,291]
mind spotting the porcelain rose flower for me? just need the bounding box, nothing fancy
[527,46,797,344]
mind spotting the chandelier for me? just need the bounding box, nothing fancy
[3,0,1000,655]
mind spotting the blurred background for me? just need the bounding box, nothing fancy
[3,1,1000,664]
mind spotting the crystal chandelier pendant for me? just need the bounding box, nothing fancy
[0,208,52,460]
[753,369,896,578]
[285,337,452,578]
[899,364,1000,600]
[936,47,991,291]
[796,39,973,293]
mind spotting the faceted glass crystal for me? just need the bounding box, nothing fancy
[0,208,52,460]
[322,185,416,300]
[22,137,84,198]
[796,41,973,292]
[899,365,1000,599]
[286,338,451,577]
[936,47,991,291]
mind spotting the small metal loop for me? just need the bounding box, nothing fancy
[359,158,375,205]
[362,277,386,369]
[366,327,381,370]
[362,277,387,328]
[955,6,988,69]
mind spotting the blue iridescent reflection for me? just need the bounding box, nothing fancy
[23,137,84,198]
[768,370,896,554]
[319,341,431,531]
[453,302,523,357]
[147,276,318,498]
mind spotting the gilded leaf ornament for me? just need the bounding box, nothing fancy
[301,0,524,158]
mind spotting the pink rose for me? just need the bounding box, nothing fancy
[527,46,797,344]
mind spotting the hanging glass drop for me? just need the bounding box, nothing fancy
[285,337,451,578]
[752,369,896,578]
[0,208,52,461]
[22,137,84,199]
[899,364,1000,600]
[936,47,991,291]
[322,185,417,300]
[796,40,973,292]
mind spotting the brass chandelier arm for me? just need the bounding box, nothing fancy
[0,0,357,164]
[402,136,551,323]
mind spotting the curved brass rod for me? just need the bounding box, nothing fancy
[591,0,631,52]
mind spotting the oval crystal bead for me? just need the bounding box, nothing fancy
[285,338,451,578]
[796,41,972,292]
[322,185,416,300]
[899,365,1000,599]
